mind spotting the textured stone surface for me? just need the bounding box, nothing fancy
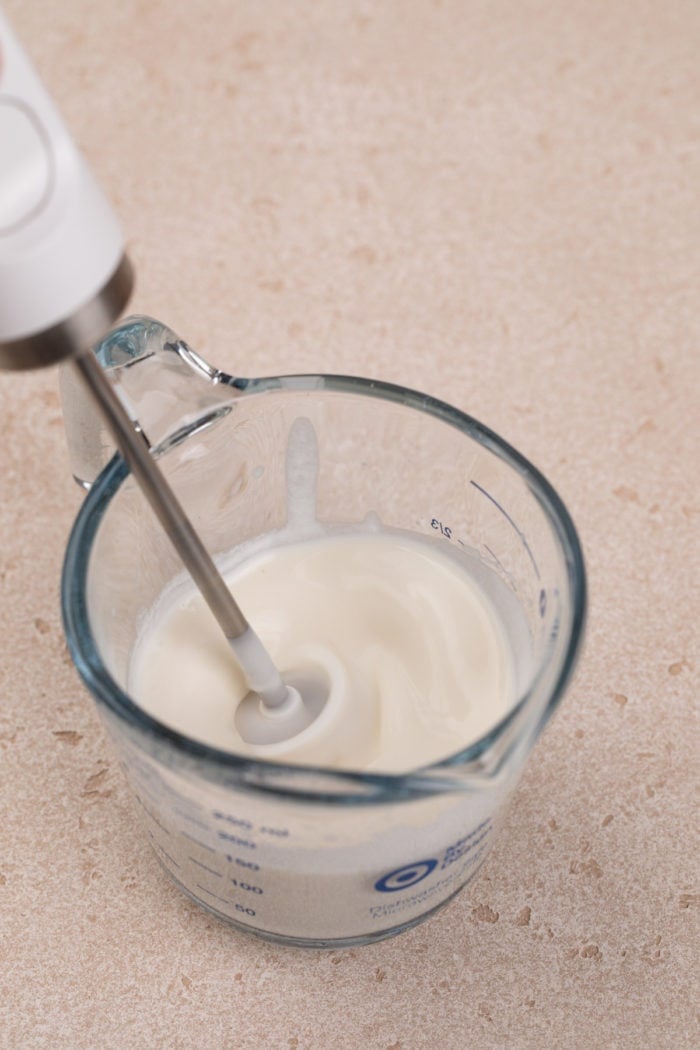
[1,1,697,1047]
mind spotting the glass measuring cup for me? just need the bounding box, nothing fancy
[60,317,586,947]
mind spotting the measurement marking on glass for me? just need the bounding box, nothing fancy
[195,884,231,907]
[217,831,257,849]
[135,794,171,837]
[483,544,518,591]
[151,837,181,869]
[484,543,504,572]
[131,781,162,809]
[431,518,452,540]
[188,856,223,878]
[227,855,261,872]
[213,811,253,831]
[173,808,210,831]
[470,480,540,579]
[181,830,216,853]
[230,877,264,894]
[133,783,161,809]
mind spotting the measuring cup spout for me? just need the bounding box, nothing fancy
[59,316,239,489]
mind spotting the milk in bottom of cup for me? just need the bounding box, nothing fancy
[104,720,509,943]
[61,318,585,946]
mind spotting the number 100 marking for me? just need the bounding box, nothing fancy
[230,877,263,895]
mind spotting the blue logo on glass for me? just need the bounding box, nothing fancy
[374,859,438,893]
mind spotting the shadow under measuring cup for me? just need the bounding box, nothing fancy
[60,316,586,947]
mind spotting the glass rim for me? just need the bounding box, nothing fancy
[61,370,587,804]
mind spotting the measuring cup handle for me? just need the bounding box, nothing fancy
[59,315,238,488]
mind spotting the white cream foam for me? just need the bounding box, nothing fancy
[128,530,514,772]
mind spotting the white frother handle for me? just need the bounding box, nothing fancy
[0,7,131,368]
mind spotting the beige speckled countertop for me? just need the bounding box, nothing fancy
[1,2,698,1047]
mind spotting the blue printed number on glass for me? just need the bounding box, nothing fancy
[374,859,438,893]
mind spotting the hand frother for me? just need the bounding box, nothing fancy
[0,7,321,742]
